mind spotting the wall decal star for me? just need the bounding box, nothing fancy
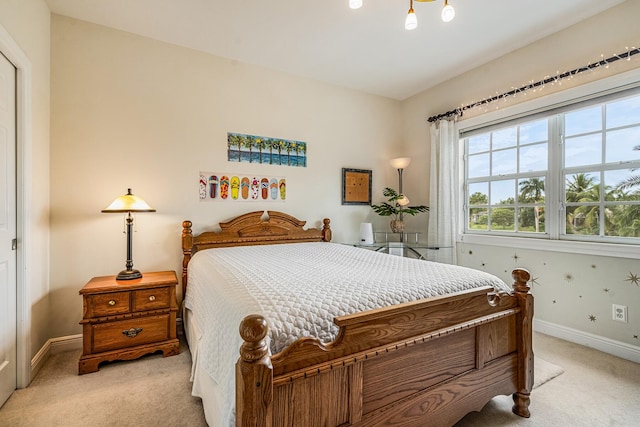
[588,315,597,322]
[625,272,639,286]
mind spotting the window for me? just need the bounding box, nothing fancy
[463,90,640,244]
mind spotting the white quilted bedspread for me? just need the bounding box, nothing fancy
[184,242,510,425]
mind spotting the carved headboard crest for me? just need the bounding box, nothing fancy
[181,211,331,295]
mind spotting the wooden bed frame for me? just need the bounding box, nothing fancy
[181,211,533,427]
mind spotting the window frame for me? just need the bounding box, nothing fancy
[456,68,640,259]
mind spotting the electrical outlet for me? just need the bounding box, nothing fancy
[612,304,627,323]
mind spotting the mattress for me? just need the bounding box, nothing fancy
[183,242,510,426]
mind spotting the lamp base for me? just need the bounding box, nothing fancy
[116,269,143,280]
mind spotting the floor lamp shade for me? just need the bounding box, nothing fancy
[359,222,374,244]
[102,188,155,280]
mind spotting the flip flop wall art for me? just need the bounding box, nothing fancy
[199,172,286,202]
[227,132,307,167]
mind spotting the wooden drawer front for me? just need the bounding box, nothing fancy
[86,291,131,318]
[91,314,170,353]
[132,287,170,312]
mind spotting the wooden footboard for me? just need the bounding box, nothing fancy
[236,269,533,427]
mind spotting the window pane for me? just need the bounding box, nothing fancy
[564,134,602,168]
[490,207,515,231]
[606,95,640,128]
[565,172,600,203]
[468,182,488,205]
[518,207,545,233]
[565,105,602,136]
[468,153,489,178]
[519,143,548,172]
[606,204,640,237]
[566,205,600,236]
[468,134,490,154]
[492,148,517,176]
[520,120,548,144]
[469,208,488,230]
[491,179,515,205]
[492,127,517,149]
[518,177,545,203]
[605,127,640,163]
[605,170,640,201]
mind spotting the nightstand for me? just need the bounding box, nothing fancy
[78,270,180,374]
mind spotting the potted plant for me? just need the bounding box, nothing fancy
[371,187,429,233]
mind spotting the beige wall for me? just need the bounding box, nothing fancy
[0,0,51,360]
[403,0,640,348]
[49,15,402,337]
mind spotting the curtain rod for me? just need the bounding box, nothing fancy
[427,47,640,123]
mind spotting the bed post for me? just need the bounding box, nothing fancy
[322,218,332,242]
[237,315,273,427]
[181,220,193,297]
[511,268,533,418]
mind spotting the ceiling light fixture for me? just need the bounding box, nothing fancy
[405,0,418,30]
[441,0,455,22]
[350,0,455,29]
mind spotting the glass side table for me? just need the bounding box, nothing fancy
[349,241,453,261]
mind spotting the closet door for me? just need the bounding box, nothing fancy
[0,50,17,408]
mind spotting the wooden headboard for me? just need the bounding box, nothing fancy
[181,211,331,295]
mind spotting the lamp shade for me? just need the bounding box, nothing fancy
[404,9,417,30]
[390,157,411,169]
[441,2,455,22]
[102,188,156,213]
[397,195,411,206]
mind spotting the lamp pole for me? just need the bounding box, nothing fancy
[118,211,141,280]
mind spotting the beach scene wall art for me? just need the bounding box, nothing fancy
[199,172,286,202]
[227,132,307,167]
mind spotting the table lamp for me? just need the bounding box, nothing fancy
[102,188,155,280]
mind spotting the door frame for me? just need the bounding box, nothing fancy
[0,23,33,388]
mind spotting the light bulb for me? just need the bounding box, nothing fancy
[441,2,455,22]
[349,0,363,9]
[405,9,417,30]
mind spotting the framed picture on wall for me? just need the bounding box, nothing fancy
[342,168,372,205]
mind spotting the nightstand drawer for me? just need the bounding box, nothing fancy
[85,291,131,318]
[91,314,170,353]
[132,287,170,312]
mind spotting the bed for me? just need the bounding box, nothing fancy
[181,211,533,427]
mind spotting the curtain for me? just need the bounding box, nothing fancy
[428,119,458,264]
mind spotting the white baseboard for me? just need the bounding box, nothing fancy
[30,319,185,382]
[534,319,640,364]
[30,334,83,380]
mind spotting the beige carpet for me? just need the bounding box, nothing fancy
[0,332,638,426]
[533,357,564,389]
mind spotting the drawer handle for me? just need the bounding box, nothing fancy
[148,295,156,301]
[122,327,143,338]
[108,300,116,306]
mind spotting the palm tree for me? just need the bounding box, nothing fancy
[616,145,640,191]
[297,143,307,167]
[519,178,545,232]
[255,138,266,163]
[287,141,296,166]
[227,133,240,161]
[566,173,596,203]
